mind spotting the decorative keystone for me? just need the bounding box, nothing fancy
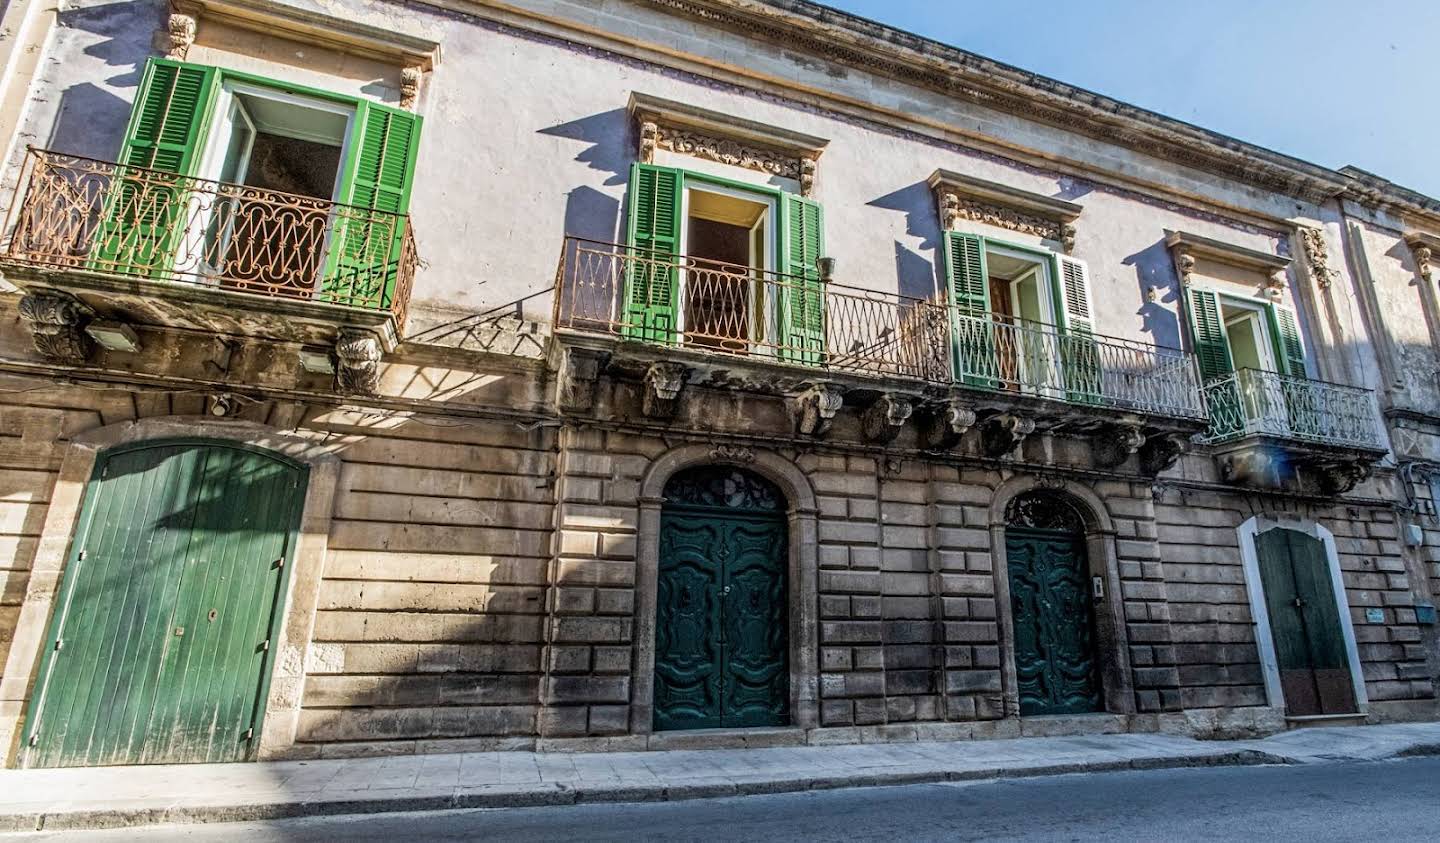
[1315,460,1371,496]
[920,398,977,450]
[861,394,913,444]
[795,383,845,437]
[1139,433,1190,476]
[980,413,1035,458]
[557,346,609,413]
[18,290,94,363]
[335,328,383,395]
[642,361,688,418]
[709,444,756,464]
[1092,424,1146,469]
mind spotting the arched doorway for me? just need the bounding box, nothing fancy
[22,439,307,767]
[1004,489,1103,716]
[654,465,789,731]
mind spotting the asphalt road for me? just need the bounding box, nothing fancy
[11,756,1440,842]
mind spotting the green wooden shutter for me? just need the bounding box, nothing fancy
[941,231,994,387]
[779,192,825,364]
[1055,255,1102,403]
[1269,305,1308,378]
[92,58,218,276]
[1187,287,1239,437]
[323,100,422,308]
[622,163,683,343]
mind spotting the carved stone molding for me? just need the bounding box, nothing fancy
[335,328,382,395]
[708,444,755,464]
[1092,425,1145,469]
[1165,230,1291,294]
[1138,433,1189,476]
[1299,227,1338,290]
[980,413,1035,458]
[1314,460,1371,496]
[860,394,913,444]
[18,291,94,363]
[929,170,1083,253]
[919,398,977,450]
[400,66,424,110]
[557,346,609,414]
[1405,232,1439,283]
[652,123,806,183]
[642,361,688,419]
[794,383,845,437]
[160,13,197,59]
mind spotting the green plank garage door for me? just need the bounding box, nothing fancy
[23,441,306,768]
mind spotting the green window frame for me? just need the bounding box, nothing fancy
[1185,286,1309,437]
[622,162,825,362]
[97,56,422,309]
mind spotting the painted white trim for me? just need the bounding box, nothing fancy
[1237,515,1368,715]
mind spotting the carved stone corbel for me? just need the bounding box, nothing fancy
[642,361,687,418]
[861,394,913,444]
[160,13,197,60]
[1416,245,1434,283]
[1405,232,1437,283]
[1262,268,1287,301]
[1138,433,1190,476]
[638,121,658,164]
[335,328,383,395]
[980,413,1035,458]
[400,66,424,110]
[557,346,609,413]
[795,383,845,437]
[1314,460,1371,496]
[1092,424,1146,469]
[1174,250,1196,289]
[1060,223,1078,255]
[799,157,817,197]
[919,398,977,450]
[18,291,94,363]
[939,192,960,231]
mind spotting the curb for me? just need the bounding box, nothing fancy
[0,749,1291,833]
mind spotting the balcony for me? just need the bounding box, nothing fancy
[1,149,416,354]
[1199,368,1386,492]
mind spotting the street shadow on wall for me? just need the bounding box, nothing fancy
[45,2,158,159]
[868,181,944,301]
[1124,240,1182,350]
[538,110,632,245]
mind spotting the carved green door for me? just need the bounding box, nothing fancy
[655,467,788,731]
[1254,528,1357,716]
[23,441,305,767]
[1006,528,1102,716]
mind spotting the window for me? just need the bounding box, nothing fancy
[623,163,823,363]
[99,58,422,309]
[1185,288,1306,384]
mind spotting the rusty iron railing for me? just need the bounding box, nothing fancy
[554,237,951,382]
[1199,368,1384,449]
[1,149,416,321]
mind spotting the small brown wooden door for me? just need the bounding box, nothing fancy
[1255,528,1358,716]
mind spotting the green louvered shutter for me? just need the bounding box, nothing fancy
[1056,255,1102,404]
[1268,304,1316,436]
[323,101,422,309]
[1270,305,1308,378]
[779,193,825,364]
[1188,287,1239,437]
[941,231,995,387]
[92,59,218,277]
[622,163,682,343]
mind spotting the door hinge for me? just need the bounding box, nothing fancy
[53,638,63,652]
[274,556,285,569]
[260,639,270,651]
[77,550,87,561]
[243,727,254,741]
[28,733,38,747]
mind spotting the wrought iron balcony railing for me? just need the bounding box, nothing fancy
[553,237,1207,420]
[1199,368,1384,450]
[1,149,416,326]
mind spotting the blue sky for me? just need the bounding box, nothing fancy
[820,0,1440,198]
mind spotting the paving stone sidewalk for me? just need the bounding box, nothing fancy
[2,723,1438,833]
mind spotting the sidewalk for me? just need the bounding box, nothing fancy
[1,723,1438,833]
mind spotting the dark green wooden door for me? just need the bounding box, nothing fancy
[655,508,787,731]
[1254,528,1357,716]
[1006,528,1102,716]
[24,441,305,768]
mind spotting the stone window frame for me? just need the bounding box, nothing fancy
[1164,229,1292,300]
[630,444,820,734]
[1235,515,1369,717]
[0,419,339,766]
[987,475,1136,718]
[629,93,830,197]
[927,169,1084,254]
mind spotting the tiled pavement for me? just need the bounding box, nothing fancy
[1,723,1437,833]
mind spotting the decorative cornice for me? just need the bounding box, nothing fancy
[929,169,1082,253]
[175,0,441,69]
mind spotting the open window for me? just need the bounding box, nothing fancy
[680,181,776,352]
[1187,287,1309,437]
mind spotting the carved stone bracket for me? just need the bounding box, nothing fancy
[919,398,977,450]
[159,13,197,59]
[642,361,688,419]
[557,345,609,414]
[1138,433,1190,476]
[1092,424,1146,469]
[335,328,383,395]
[18,291,94,363]
[1174,251,1196,289]
[639,121,659,164]
[1314,460,1372,495]
[860,394,913,444]
[1299,227,1338,290]
[400,66,424,110]
[980,413,1035,459]
[1262,268,1287,301]
[794,383,845,437]
[1405,232,1439,283]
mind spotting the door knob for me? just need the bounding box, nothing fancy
[723,585,732,595]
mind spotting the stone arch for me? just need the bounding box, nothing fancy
[1,418,340,765]
[987,474,1135,718]
[631,444,819,734]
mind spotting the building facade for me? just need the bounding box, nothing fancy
[0,0,1436,767]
